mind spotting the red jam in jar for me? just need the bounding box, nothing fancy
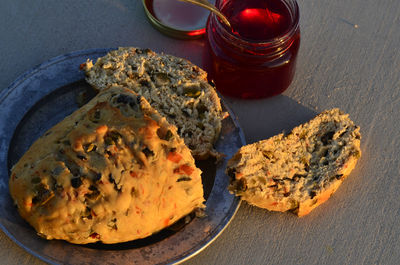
[203,0,300,99]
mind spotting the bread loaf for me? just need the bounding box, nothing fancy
[82,47,224,159]
[226,109,361,217]
[9,86,205,244]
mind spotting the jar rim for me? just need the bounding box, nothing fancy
[213,0,300,46]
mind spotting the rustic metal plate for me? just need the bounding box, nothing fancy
[0,48,244,265]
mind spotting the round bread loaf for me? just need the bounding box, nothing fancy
[9,86,205,244]
[226,108,361,217]
[82,47,224,159]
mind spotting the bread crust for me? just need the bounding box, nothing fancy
[226,108,361,217]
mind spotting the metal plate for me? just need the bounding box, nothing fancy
[0,48,245,265]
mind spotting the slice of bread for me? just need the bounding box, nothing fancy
[226,108,361,217]
[9,86,204,244]
[82,47,224,159]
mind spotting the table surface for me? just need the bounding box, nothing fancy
[1,0,400,264]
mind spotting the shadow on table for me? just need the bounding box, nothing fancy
[222,94,318,144]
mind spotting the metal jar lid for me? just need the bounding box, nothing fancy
[142,0,213,39]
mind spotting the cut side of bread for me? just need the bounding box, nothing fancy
[226,108,361,217]
[82,47,224,159]
[9,86,204,244]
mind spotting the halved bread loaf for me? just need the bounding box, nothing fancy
[9,86,204,244]
[226,108,361,217]
[82,47,224,159]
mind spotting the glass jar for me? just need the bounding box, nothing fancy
[203,0,301,99]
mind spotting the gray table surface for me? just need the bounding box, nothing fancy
[1,0,400,264]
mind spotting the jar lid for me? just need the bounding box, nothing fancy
[142,0,212,39]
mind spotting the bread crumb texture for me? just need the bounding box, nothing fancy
[83,47,223,159]
[9,86,204,244]
[226,108,361,217]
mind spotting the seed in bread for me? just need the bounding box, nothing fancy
[82,47,224,159]
[9,86,205,244]
[226,108,361,217]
